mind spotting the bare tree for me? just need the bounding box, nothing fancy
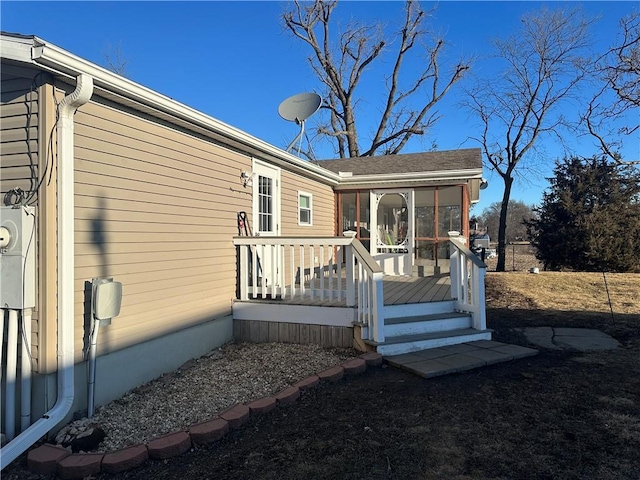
[585,11,639,163]
[282,0,469,158]
[103,41,130,77]
[464,7,593,272]
[479,200,535,244]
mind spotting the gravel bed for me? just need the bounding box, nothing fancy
[64,342,356,452]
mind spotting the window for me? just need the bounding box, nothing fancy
[298,192,312,226]
[258,175,274,232]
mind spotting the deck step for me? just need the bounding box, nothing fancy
[365,328,493,356]
[383,299,457,318]
[384,312,472,337]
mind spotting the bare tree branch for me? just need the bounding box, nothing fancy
[103,41,130,77]
[583,11,640,163]
[463,6,593,271]
[283,0,469,158]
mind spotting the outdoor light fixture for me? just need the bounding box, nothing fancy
[240,171,255,188]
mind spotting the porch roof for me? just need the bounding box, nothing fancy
[318,148,482,176]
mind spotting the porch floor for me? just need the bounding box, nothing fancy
[245,274,452,307]
[385,340,538,378]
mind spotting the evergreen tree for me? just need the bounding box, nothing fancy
[526,156,640,272]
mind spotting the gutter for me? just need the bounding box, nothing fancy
[333,169,483,190]
[0,74,93,469]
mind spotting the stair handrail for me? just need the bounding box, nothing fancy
[449,238,487,331]
[346,236,385,343]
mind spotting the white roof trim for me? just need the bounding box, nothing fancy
[334,168,483,188]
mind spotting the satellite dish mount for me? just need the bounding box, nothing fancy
[278,92,322,156]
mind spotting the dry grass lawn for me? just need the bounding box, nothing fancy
[487,271,640,315]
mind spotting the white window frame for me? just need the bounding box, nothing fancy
[252,159,281,236]
[298,191,313,227]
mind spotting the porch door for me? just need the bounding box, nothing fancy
[370,190,414,275]
[252,160,282,290]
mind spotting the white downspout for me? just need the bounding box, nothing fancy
[21,308,33,431]
[0,74,93,469]
[5,309,19,441]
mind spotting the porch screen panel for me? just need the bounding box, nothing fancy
[359,192,370,243]
[415,189,435,238]
[437,186,462,235]
[258,175,273,233]
[342,193,357,232]
[340,191,371,250]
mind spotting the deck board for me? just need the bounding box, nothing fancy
[242,274,452,308]
[385,277,432,305]
[410,276,448,303]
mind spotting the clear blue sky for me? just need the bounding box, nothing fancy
[2,1,638,213]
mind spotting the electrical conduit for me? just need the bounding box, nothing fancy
[0,74,93,469]
[87,320,100,418]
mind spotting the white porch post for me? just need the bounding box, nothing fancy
[450,247,460,301]
[371,272,385,343]
[344,232,356,306]
[239,245,248,300]
[473,268,487,330]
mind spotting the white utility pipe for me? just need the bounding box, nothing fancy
[0,73,93,469]
[21,308,33,431]
[5,309,18,441]
[0,310,4,394]
[87,320,100,418]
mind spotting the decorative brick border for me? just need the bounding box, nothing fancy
[24,352,382,479]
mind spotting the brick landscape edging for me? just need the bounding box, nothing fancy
[25,352,383,479]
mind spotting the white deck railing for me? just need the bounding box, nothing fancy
[233,236,385,342]
[449,238,487,331]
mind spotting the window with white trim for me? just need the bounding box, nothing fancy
[257,175,274,232]
[298,192,313,226]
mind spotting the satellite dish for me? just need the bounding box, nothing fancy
[278,92,322,123]
[278,92,322,156]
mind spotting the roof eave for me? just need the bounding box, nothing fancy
[2,35,342,186]
[333,168,483,189]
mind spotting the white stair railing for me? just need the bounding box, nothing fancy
[349,238,385,343]
[233,236,385,343]
[449,238,487,331]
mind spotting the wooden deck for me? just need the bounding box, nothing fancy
[382,274,451,304]
[243,274,452,308]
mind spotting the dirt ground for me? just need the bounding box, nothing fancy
[6,271,640,480]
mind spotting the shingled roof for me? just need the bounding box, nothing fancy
[318,148,482,176]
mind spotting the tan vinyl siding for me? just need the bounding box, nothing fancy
[72,97,253,361]
[278,170,336,286]
[0,65,39,197]
[33,82,58,374]
[280,170,335,236]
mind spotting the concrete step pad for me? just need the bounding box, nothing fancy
[385,340,538,378]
